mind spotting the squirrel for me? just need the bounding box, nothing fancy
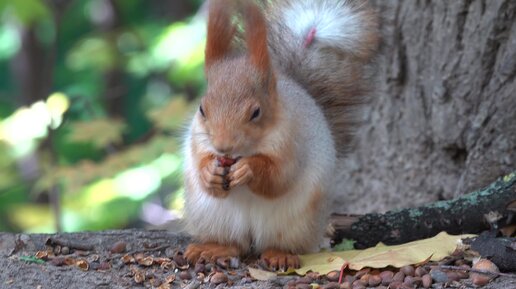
[183,0,379,270]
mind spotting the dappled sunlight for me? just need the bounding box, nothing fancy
[0,93,70,158]
[152,19,206,69]
[0,24,21,60]
[114,166,162,200]
[0,0,204,233]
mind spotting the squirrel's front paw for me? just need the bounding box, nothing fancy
[200,159,230,198]
[227,159,253,189]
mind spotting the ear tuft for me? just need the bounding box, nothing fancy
[205,0,236,69]
[242,1,270,75]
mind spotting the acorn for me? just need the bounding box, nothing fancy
[217,156,237,167]
[470,259,499,286]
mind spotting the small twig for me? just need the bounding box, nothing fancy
[440,265,516,278]
[46,237,94,251]
[338,262,348,284]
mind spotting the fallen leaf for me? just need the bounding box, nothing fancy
[296,250,358,275]
[296,232,474,275]
[248,267,277,281]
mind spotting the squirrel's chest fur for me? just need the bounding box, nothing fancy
[183,76,336,253]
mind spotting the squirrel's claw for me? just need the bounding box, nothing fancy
[200,160,230,197]
[185,242,240,264]
[261,249,300,271]
[227,160,253,189]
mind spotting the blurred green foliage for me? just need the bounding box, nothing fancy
[0,0,206,232]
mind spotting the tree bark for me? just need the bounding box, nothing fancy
[332,0,516,214]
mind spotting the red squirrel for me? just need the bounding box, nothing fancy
[183,0,379,270]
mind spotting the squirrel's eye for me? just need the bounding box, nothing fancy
[199,105,205,117]
[250,108,261,121]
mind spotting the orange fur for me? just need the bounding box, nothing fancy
[243,1,271,74]
[244,154,292,199]
[184,0,379,271]
[185,242,241,263]
[261,249,300,269]
[205,0,236,69]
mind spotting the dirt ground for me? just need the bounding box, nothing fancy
[0,230,514,289]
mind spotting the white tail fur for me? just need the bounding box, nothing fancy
[267,0,379,155]
[282,0,369,53]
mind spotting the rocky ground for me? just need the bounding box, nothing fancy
[0,230,514,289]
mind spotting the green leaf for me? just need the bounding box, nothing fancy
[19,255,45,264]
[1,0,51,25]
[333,239,356,251]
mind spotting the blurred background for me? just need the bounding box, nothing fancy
[0,0,206,233]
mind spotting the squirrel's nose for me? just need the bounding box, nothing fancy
[214,144,234,155]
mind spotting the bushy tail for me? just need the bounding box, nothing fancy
[266,0,380,155]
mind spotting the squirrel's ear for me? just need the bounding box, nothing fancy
[243,1,271,76]
[205,0,236,70]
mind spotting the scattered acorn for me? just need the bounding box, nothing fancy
[421,274,432,288]
[380,270,394,285]
[61,246,70,255]
[414,266,427,277]
[470,258,499,286]
[400,265,415,277]
[327,270,340,282]
[194,263,205,274]
[179,271,191,280]
[296,276,313,284]
[446,271,461,282]
[368,274,381,287]
[211,272,228,284]
[393,271,405,282]
[388,281,402,289]
[340,281,351,289]
[173,252,187,267]
[110,241,127,254]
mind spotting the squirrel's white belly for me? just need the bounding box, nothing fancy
[184,166,322,253]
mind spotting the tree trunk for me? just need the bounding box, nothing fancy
[332,0,516,214]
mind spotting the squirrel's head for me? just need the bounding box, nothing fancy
[196,0,278,157]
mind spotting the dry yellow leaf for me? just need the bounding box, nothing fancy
[296,232,475,275]
[248,267,277,281]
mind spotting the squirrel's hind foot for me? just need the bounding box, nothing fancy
[185,242,241,264]
[260,249,300,271]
